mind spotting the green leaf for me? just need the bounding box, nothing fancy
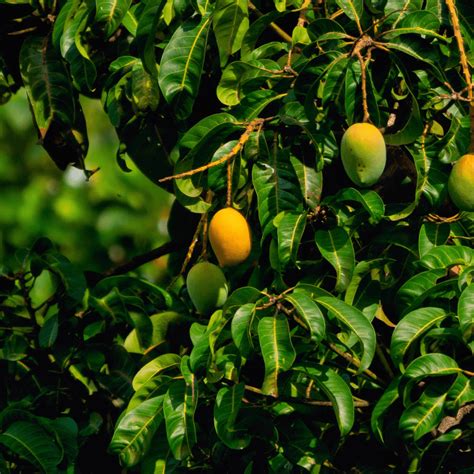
[289,154,323,209]
[252,148,302,240]
[404,353,460,380]
[19,35,88,170]
[163,380,198,460]
[275,211,307,268]
[158,15,211,119]
[418,222,450,257]
[315,296,376,372]
[134,0,166,74]
[95,0,132,38]
[293,363,354,436]
[214,383,251,449]
[132,354,181,391]
[420,245,474,270]
[458,284,474,348]
[258,314,296,396]
[285,289,326,343]
[399,383,448,442]
[38,314,58,348]
[371,376,401,443]
[390,307,449,369]
[0,421,62,473]
[128,375,173,411]
[109,396,165,467]
[213,0,249,67]
[231,303,256,359]
[335,0,363,25]
[381,11,445,41]
[315,228,355,293]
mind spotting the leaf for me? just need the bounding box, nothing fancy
[418,222,450,257]
[275,211,307,268]
[109,396,165,467]
[399,383,448,442]
[163,380,198,460]
[214,383,251,449]
[390,307,449,369]
[213,0,249,67]
[315,228,355,293]
[382,11,445,41]
[285,289,326,343]
[335,0,363,25]
[0,421,62,473]
[458,284,474,347]
[134,0,166,74]
[293,363,354,436]
[231,303,256,359]
[404,353,461,380]
[158,15,211,119]
[371,376,401,443]
[38,314,58,348]
[258,314,296,396]
[19,35,88,170]
[132,354,181,391]
[315,296,376,372]
[420,245,474,270]
[289,154,322,209]
[95,0,132,38]
[252,148,302,240]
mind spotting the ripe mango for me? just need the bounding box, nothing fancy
[341,123,386,187]
[209,207,252,267]
[186,262,228,314]
[448,153,474,211]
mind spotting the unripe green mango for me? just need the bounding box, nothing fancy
[448,153,474,211]
[341,123,386,187]
[186,262,228,314]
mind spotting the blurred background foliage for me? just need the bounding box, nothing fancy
[0,91,172,281]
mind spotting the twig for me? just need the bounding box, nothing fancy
[376,342,395,379]
[356,51,370,122]
[248,2,292,43]
[436,403,474,435]
[105,241,178,277]
[159,119,267,183]
[226,158,233,207]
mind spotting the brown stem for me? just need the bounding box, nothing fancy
[436,403,474,435]
[248,2,292,43]
[356,51,370,123]
[105,241,179,277]
[226,158,233,207]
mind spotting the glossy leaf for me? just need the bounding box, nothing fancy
[458,284,474,347]
[95,0,132,38]
[258,314,296,396]
[315,296,376,372]
[214,383,251,449]
[132,354,181,391]
[275,211,307,268]
[213,0,249,67]
[418,222,450,257]
[109,396,165,467]
[315,228,355,293]
[285,289,326,342]
[294,363,354,436]
[231,303,256,359]
[404,353,461,379]
[420,245,474,270]
[163,380,198,460]
[371,376,401,443]
[0,421,62,473]
[390,307,448,369]
[158,15,211,119]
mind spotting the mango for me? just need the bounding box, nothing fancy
[186,262,228,314]
[341,123,386,187]
[448,154,474,211]
[209,207,252,266]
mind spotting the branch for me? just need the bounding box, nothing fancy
[104,241,179,277]
[435,403,474,435]
[248,2,292,43]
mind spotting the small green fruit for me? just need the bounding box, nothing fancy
[186,262,228,314]
[448,153,474,211]
[341,123,386,187]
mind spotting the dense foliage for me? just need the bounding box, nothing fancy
[1,0,473,472]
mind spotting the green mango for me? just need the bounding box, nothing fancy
[448,154,474,211]
[187,262,228,314]
[341,123,386,187]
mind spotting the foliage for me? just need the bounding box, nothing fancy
[1,0,473,473]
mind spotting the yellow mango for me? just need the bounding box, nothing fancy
[448,153,474,211]
[341,123,386,187]
[209,207,252,267]
[186,262,228,314]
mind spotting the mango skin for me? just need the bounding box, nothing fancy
[448,154,474,211]
[186,262,228,314]
[209,208,252,267]
[341,123,386,187]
